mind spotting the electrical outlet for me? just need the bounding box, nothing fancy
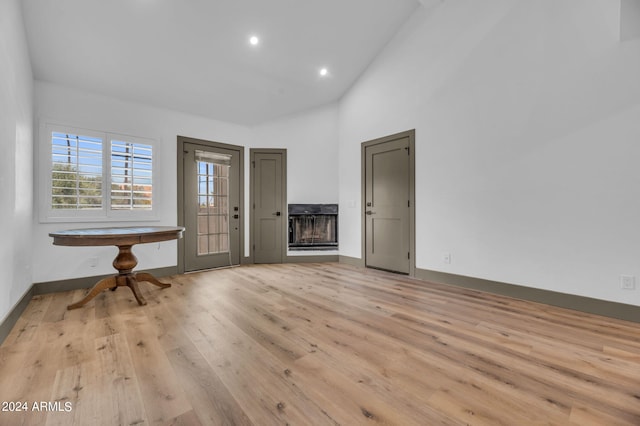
[620,275,636,290]
[443,253,451,264]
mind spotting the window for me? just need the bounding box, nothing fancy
[41,123,157,222]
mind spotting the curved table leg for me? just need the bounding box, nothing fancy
[126,276,147,306]
[135,272,172,289]
[67,277,117,310]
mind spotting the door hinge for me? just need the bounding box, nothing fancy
[253,244,256,251]
[253,203,255,209]
[405,146,410,155]
[408,252,410,259]
[408,200,410,208]
[252,161,256,168]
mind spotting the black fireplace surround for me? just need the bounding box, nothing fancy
[288,204,338,251]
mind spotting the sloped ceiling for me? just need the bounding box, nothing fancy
[21,0,435,125]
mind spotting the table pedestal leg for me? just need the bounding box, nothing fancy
[67,277,117,310]
[136,272,172,289]
[67,244,172,310]
[125,275,146,306]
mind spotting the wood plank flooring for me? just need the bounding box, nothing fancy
[1,262,639,425]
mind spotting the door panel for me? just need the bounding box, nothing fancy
[259,219,277,250]
[184,143,240,271]
[252,151,285,263]
[365,136,410,273]
[372,218,403,256]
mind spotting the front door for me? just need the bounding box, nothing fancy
[183,142,241,271]
[251,149,286,264]
[363,132,414,274]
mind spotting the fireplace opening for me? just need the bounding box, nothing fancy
[288,204,338,251]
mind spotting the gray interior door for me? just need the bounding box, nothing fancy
[252,150,285,264]
[364,136,410,274]
[184,143,240,271]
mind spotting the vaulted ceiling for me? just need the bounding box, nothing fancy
[21,0,431,125]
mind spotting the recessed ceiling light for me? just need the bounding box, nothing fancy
[249,35,259,46]
[319,67,329,77]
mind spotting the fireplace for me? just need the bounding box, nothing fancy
[288,204,338,251]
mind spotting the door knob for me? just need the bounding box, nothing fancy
[365,210,375,215]
[273,211,281,216]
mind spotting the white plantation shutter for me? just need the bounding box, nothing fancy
[50,132,103,210]
[43,123,157,221]
[111,140,153,210]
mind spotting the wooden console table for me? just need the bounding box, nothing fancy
[49,226,185,310]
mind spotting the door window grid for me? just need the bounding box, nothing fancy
[197,161,230,256]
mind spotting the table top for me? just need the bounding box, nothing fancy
[50,226,185,246]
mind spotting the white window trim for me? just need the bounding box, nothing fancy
[39,121,160,223]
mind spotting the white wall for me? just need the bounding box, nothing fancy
[33,83,339,281]
[252,104,339,205]
[338,0,640,306]
[0,0,34,321]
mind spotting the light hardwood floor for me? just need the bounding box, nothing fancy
[1,263,639,425]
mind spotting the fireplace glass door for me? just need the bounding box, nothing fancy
[288,204,338,250]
